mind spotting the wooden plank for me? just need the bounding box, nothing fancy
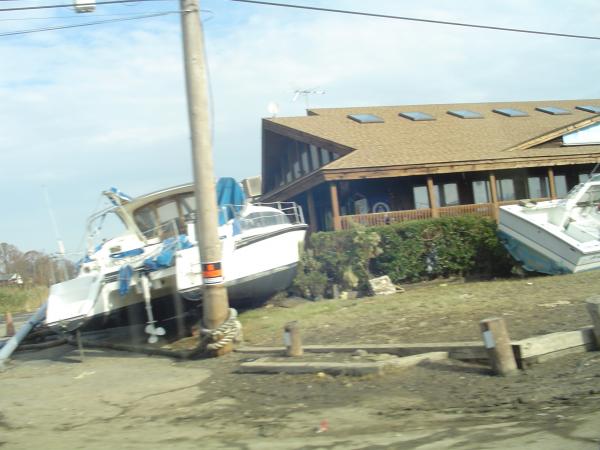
[236,342,487,361]
[238,352,448,376]
[512,327,596,361]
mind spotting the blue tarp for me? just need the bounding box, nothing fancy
[216,177,245,226]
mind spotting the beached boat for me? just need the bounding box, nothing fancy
[498,174,600,274]
[45,179,307,341]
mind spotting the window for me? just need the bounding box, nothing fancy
[496,179,516,201]
[536,106,570,115]
[413,186,430,209]
[399,111,435,121]
[554,175,568,198]
[441,183,459,206]
[310,145,320,170]
[300,148,310,175]
[527,176,549,199]
[472,180,490,204]
[493,108,528,117]
[447,109,483,119]
[576,105,600,114]
[320,148,331,165]
[292,155,301,179]
[347,114,384,124]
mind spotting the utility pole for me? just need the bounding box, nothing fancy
[180,0,231,350]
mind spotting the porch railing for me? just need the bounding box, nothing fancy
[339,198,553,230]
[340,202,495,229]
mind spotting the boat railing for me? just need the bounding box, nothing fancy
[252,201,306,225]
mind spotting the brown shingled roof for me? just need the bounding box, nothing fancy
[265,99,600,170]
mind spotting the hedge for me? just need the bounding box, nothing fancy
[293,216,515,297]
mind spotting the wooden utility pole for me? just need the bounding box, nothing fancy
[180,0,231,347]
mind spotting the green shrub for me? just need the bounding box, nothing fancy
[294,216,515,294]
[0,286,47,314]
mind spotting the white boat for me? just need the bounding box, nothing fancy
[498,174,600,274]
[45,179,307,341]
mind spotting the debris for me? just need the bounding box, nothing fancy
[369,276,397,296]
[537,300,571,308]
[73,371,95,380]
[352,349,368,357]
[316,419,329,433]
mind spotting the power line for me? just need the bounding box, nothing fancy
[0,11,175,36]
[0,10,172,21]
[230,0,600,41]
[0,0,171,13]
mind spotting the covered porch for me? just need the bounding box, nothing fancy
[296,164,595,231]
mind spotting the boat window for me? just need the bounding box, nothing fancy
[180,194,196,218]
[156,200,182,237]
[577,185,600,205]
[90,211,128,249]
[239,211,290,230]
[133,206,158,239]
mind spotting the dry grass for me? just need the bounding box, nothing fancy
[239,271,598,346]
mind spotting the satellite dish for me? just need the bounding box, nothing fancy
[267,102,279,117]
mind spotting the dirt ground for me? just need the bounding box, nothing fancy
[1,272,600,449]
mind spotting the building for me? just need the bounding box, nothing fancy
[260,99,600,231]
[0,273,23,286]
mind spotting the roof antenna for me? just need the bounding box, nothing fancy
[292,88,325,109]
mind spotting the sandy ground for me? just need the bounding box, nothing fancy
[2,272,600,449]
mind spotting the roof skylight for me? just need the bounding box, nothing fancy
[536,106,571,115]
[347,114,385,124]
[447,109,483,119]
[399,111,435,121]
[493,108,528,118]
[576,105,600,114]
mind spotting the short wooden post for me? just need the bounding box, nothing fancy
[586,296,600,349]
[4,312,15,337]
[284,321,303,357]
[480,317,518,376]
[76,329,85,362]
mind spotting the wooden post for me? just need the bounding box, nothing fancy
[426,176,439,218]
[480,317,518,376]
[586,295,600,349]
[284,321,303,357]
[329,182,342,231]
[307,190,318,233]
[4,312,15,337]
[489,173,499,222]
[547,167,557,200]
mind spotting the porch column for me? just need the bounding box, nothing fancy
[306,190,318,232]
[329,182,342,231]
[426,176,439,218]
[547,167,557,199]
[489,173,499,222]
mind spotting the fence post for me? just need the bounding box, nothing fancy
[480,317,518,376]
[4,312,15,337]
[586,296,600,349]
[284,321,303,357]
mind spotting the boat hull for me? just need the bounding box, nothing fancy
[498,207,600,274]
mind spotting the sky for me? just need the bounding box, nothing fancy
[1,0,599,257]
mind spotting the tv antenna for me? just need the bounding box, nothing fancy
[292,88,325,109]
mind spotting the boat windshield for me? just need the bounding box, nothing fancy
[133,193,195,240]
[239,210,290,231]
[88,210,129,251]
[577,185,600,205]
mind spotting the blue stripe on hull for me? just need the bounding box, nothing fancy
[497,230,571,275]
